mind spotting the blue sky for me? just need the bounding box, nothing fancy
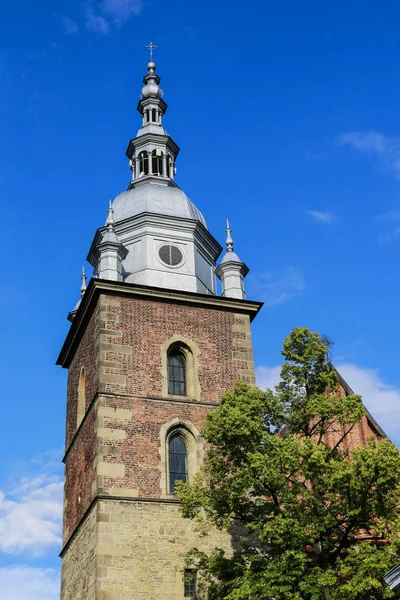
[1,0,400,597]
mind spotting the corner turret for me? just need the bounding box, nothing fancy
[216,220,249,299]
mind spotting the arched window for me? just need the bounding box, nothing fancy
[77,367,86,428]
[168,347,186,396]
[139,151,148,175]
[152,149,163,175]
[168,432,188,493]
[159,418,203,497]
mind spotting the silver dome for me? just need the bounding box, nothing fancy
[112,180,207,227]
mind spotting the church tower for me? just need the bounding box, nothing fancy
[57,47,262,600]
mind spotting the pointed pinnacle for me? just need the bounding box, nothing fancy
[225,219,234,252]
[80,266,87,297]
[106,200,114,230]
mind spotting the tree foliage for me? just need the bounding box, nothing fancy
[177,327,400,599]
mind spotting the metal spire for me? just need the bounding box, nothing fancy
[225,219,234,252]
[80,266,87,297]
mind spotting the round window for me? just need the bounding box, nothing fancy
[158,244,183,266]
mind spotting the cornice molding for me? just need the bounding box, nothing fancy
[57,278,262,368]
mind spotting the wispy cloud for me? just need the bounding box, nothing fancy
[58,14,78,34]
[85,0,143,33]
[101,0,143,24]
[0,566,59,600]
[337,131,400,181]
[373,211,400,244]
[307,210,338,224]
[248,267,306,306]
[85,6,110,33]
[380,228,400,245]
[256,362,400,446]
[305,152,326,162]
[375,211,400,222]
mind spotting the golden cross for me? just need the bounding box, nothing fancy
[145,42,158,61]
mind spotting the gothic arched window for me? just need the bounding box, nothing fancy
[168,432,188,493]
[168,347,186,396]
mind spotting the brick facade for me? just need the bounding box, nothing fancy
[59,281,260,599]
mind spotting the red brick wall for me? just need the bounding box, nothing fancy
[62,292,254,544]
[322,381,383,452]
[103,295,249,402]
[65,306,99,448]
[100,395,214,497]
[63,406,97,542]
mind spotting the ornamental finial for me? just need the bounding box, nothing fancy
[226,219,234,252]
[80,266,87,297]
[145,42,157,62]
[106,200,114,231]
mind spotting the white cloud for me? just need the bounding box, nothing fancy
[85,0,143,33]
[59,14,78,34]
[256,362,400,445]
[0,475,63,556]
[307,210,338,224]
[337,131,400,181]
[248,267,305,306]
[256,365,281,390]
[0,566,59,600]
[337,363,400,444]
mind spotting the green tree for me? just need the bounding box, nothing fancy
[177,327,400,600]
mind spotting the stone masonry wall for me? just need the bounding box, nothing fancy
[60,504,97,600]
[95,499,235,600]
[61,498,238,600]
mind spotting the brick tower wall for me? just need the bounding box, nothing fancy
[60,288,256,600]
